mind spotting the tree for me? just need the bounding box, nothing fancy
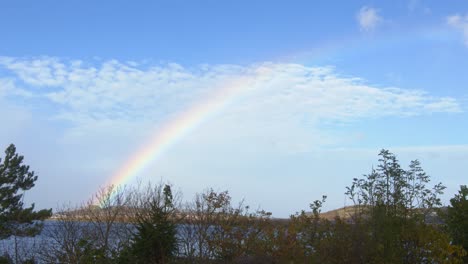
[0,144,52,239]
[344,149,465,263]
[39,185,133,264]
[118,184,178,264]
[180,188,277,263]
[445,185,468,261]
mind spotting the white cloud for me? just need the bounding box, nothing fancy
[0,78,34,98]
[0,56,70,87]
[424,97,461,112]
[356,6,382,32]
[447,14,468,46]
[0,58,459,122]
[0,57,461,155]
[0,57,465,216]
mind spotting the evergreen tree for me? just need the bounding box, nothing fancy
[445,185,468,261]
[118,184,177,264]
[0,144,52,239]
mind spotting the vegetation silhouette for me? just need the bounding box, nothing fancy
[0,146,466,263]
[0,144,52,263]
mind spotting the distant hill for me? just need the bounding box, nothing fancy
[315,205,447,224]
[51,205,447,225]
[319,206,361,220]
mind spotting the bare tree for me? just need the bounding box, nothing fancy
[38,185,133,263]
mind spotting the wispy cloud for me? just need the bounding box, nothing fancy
[356,6,382,32]
[0,57,461,154]
[447,14,468,46]
[0,57,465,215]
[0,78,34,98]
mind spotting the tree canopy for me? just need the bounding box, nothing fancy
[446,185,468,262]
[0,144,51,239]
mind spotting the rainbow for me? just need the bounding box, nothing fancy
[103,66,271,192]
[101,25,452,199]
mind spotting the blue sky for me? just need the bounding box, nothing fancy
[1,0,468,216]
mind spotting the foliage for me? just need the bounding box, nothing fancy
[290,195,328,260]
[445,185,468,261]
[179,189,280,263]
[9,148,467,263]
[38,186,131,264]
[118,184,178,264]
[82,185,133,260]
[346,149,446,218]
[0,252,36,263]
[0,144,52,239]
[343,149,464,263]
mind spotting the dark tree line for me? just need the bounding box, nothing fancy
[0,144,467,263]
